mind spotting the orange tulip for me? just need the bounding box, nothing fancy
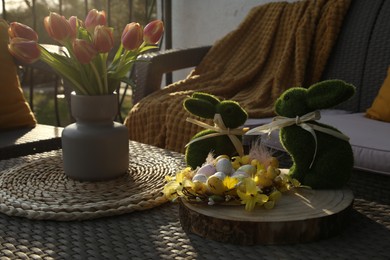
[72,39,97,64]
[8,22,38,41]
[143,20,164,44]
[93,25,114,53]
[85,9,106,33]
[8,37,41,64]
[121,22,143,51]
[44,12,74,43]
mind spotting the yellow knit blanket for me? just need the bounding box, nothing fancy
[124,0,351,153]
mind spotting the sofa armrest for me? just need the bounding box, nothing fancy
[133,45,211,104]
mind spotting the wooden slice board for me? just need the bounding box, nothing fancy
[179,188,354,245]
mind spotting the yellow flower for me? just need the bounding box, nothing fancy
[223,176,239,196]
[237,178,268,211]
[163,181,181,201]
[191,181,208,195]
[223,176,239,190]
[163,167,193,201]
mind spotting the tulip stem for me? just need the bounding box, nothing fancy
[101,53,109,93]
[39,46,88,95]
[90,62,104,94]
[117,50,128,72]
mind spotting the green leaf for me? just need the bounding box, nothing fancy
[112,44,124,64]
[119,77,135,86]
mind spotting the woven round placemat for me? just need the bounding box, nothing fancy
[0,141,185,221]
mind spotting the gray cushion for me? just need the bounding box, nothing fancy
[249,112,390,176]
[320,113,390,175]
[321,0,385,112]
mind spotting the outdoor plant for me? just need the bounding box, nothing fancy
[7,9,164,95]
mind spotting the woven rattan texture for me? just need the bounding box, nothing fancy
[0,198,389,259]
[1,148,390,259]
[0,141,185,221]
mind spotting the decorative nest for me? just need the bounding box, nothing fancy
[164,143,306,211]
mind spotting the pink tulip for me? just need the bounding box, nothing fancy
[8,22,38,41]
[68,16,79,39]
[143,20,164,44]
[85,9,106,33]
[121,22,143,51]
[44,12,74,43]
[8,37,41,64]
[73,39,97,64]
[93,25,114,53]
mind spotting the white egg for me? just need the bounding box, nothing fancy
[192,174,208,183]
[232,171,250,179]
[197,164,216,177]
[213,171,226,180]
[236,165,256,176]
[215,158,233,175]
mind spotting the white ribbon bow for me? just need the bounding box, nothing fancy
[185,114,248,157]
[246,111,350,168]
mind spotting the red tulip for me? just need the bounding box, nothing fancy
[72,39,97,64]
[44,12,74,43]
[121,22,143,51]
[93,25,114,53]
[8,37,41,64]
[85,9,106,33]
[8,22,38,41]
[143,20,164,44]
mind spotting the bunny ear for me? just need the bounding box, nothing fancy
[307,80,355,110]
[183,96,216,119]
[191,92,221,106]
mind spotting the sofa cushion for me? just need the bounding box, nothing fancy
[246,112,390,176]
[320,113,390,175]
[366,67,390,122]
[320,0,385,112]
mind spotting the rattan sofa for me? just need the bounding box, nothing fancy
[132,0,390,203]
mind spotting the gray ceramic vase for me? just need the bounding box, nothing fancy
[61,92,129,181]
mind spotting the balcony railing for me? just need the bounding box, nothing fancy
[1,0,171,126]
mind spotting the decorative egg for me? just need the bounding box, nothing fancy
[192,174,208,183]
[215,155,229,162]
[265,166,278,180]
[207,175,225,195]
[213,171,226,180]
[215,158,233,175]
[197,164,216,177]
[231,171,250,179]
[236,165,256,176]
[193,181,207,194]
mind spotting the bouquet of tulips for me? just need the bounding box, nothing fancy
[7,9,164,95]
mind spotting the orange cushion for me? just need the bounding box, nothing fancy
[366,67,390,122]
[0,19,37,130]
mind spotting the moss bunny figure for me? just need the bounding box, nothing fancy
[273,80,355,189]
[184,92,248,169]
[247,80,355,189]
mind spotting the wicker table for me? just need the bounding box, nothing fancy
[1,146,390,259]
[0,124,62,160]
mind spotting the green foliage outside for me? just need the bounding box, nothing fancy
[23,89,133,127]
